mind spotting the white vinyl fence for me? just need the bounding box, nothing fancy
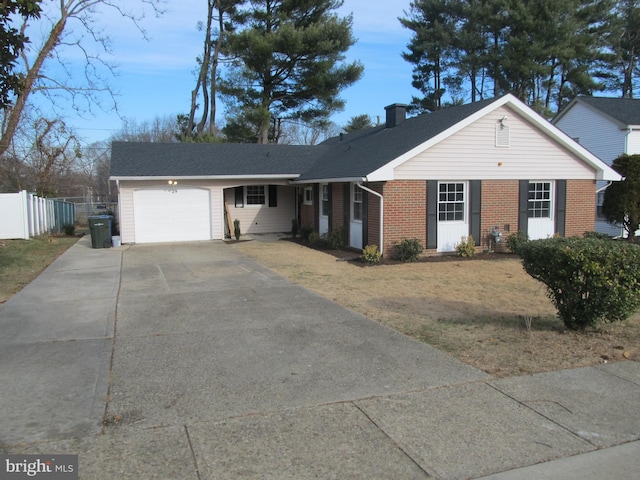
[0,191,76,240]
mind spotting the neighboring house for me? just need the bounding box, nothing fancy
[110,94,620,254]
[553,96,640,236]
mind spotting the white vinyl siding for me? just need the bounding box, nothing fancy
[118,180,293,243]
[394,106,596,180]
[224,185,295,234]
[554,102,627,165]
[626,129,640,155]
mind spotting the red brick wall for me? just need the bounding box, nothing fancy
[380,180,427,254]
[566,180,596,236]
[480,180,520,251]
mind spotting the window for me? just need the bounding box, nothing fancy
[321,184,330,216]
[352,184,363,221]
[246,185,265,205]
[528,182,551,218]
[304,187,313,205]
[438,182,465,221]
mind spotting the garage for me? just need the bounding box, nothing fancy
[133,187,212,243]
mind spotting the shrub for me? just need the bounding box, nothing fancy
[300,224,313,241]
[506,231,529,254]
[309,231,327,248]
[516,236,640,330]
[233,219,241,240]
[362,244,382,264]
[455,235,476,257]
[583,231,612,240]
[62,223,75,236]
[393,238,424,262]
[325,228,344,250]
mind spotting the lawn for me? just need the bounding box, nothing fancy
[232,239,639,377]
[0,235,80,303]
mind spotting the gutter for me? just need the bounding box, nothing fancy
[357,182,384,255]
[596,181,613,193]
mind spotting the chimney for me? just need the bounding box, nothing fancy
[385,103,408,128]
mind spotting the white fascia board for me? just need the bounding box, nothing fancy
[290,177,365,185]
[367,94,622,182]
[110,174,301,182]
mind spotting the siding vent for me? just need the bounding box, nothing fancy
[495,123,510,147]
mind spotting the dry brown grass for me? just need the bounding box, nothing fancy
[232,239,639,378]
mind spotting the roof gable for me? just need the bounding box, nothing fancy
[554,96,640,127]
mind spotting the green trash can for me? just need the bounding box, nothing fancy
[88,215,113,248]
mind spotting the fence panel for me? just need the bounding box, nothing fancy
[0,191,29,239]
[0,191,76,239]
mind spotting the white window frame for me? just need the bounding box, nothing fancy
[438,182,466,223]
[321,184,330,217]
[303,187,313,205]
[528,181,552,219]
[352,184,363,222]
[246,185,266,206]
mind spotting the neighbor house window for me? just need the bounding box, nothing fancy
[352,184,363,221]
[321,184,330,216]
[528,182,551,218]
[246,185,266,205]
[304,187,313,205]
[438,182,465,221]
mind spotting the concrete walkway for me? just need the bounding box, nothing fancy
[0,237,638,479]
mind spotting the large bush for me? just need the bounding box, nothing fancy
[516,237,640,330]
[393,238,424,262]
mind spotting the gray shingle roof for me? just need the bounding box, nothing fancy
[110,97,498,181]
[297,97,496,181]
[110,142,324,177]
[576,96,640,126]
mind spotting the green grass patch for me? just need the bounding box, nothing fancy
[0,235,80,303]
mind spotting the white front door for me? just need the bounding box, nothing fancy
[527,181,555,240]
[319,183,329,236]
[437,182,469,252]
[349,183,363,249]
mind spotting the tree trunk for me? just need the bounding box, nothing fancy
[0,17,66,157]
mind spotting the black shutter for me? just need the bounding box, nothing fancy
[518,180,529,236]
[343,184,350,239]
[268,185,277,207]
[313,184,320,232]
[427,180,438,249]
[327,184,333,230]
[235,186,244,208]
[555,180,567,237]
[469,180,482,246]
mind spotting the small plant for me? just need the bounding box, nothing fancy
[233,219,241,240]
[506,230,529,254]
[393,238,424,262]
[325,228,344,250]
[291,219,299,238]
[309,231,325,247]
[62,223,75,236]
[455,235,476,257]
[362,244,382,264]
[300,224,313,241]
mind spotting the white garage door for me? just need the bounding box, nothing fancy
[133,187,212,243]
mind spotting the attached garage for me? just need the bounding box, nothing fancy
[133,187,212,243]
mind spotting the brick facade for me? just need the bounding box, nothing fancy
[566,180,596,236]
[305,178,597,256]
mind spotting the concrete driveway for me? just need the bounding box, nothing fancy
[1,237,639,479]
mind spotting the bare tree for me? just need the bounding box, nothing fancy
[0,0,164,157]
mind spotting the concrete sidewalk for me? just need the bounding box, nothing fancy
[0,237,638,479]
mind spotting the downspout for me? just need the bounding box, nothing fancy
[596,181,612,193]
[357,182,384,255]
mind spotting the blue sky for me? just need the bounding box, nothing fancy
[51,0,415,145]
